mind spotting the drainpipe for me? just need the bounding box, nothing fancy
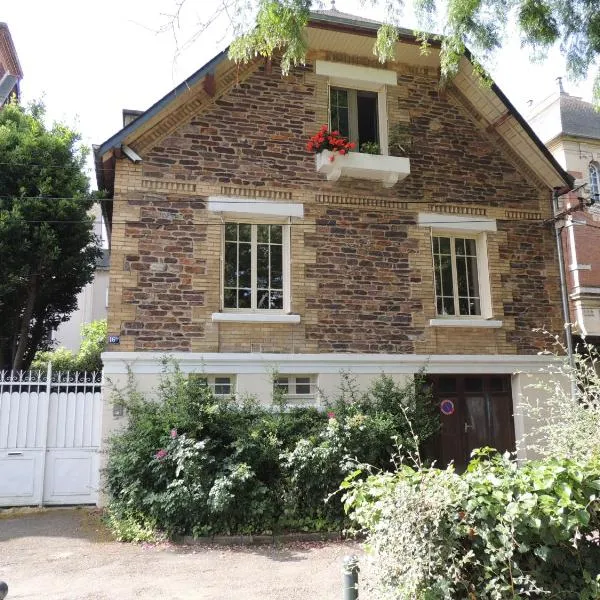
[552,188,576,391]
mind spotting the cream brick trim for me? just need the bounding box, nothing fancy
[316,60,397,86]
[207,196,304,218]
[417,212,497,232]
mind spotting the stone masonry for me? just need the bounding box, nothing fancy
[106,54,564,357]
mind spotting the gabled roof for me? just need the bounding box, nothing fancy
[94,10,573,196]
[559,94,600,140]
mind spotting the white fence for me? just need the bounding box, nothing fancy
[0,365,102,506]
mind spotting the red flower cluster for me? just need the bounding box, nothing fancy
[155,448,168,460]
[306,125,355,157]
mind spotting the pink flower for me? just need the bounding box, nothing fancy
[155,449,167,460]
[329,155,335,162]
[170,428,178,439]
[327,411,336,419]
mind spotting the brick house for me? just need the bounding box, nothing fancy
[95,8,573,469]
[529,84,600,343]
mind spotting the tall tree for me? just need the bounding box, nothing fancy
[0,102,101,371]
[166,0,600,106]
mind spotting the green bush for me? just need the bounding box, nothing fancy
[343,450,600,599]
[31,319,106,372]
[105,364,437,537]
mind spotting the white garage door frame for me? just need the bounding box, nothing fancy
[0,365,101,507]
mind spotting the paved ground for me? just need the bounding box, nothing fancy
[0,508,361,600]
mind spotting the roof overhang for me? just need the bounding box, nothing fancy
[0,23,23,79]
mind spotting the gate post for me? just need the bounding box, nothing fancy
[37,362,52,507]
[342,555,359,600]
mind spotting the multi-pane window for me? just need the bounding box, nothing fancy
[330,87,379,151]
[432,236,481,316]
[190,374,235,397]
[224,223,284,310]
[274,376,316,401]
[589,162,600,203]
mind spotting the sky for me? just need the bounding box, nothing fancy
[2,0,597,187]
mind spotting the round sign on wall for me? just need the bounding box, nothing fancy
[440,399,455,416]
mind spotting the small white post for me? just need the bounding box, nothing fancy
[37,362,52,507]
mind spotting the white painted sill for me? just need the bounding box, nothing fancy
[429,318,503,328]
[315,150,410,188]
[212,313,301,324]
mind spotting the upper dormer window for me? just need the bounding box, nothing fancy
[316,60,395,156]
[589,162,600,203]
[330,87,379,152]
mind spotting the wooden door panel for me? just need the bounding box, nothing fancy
[428,375,514,471]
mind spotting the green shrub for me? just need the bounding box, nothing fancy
[105,363,437,537]
[31,319,106,372]
[343,450,600,599]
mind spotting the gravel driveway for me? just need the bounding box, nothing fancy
[0,508,361,600]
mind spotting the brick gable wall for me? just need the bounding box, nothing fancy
[106,58,563,356]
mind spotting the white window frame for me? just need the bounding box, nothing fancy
[328,83,389,156]
[274,375,318,403]
[431,234,484,317]
[190,374,236,397]
[221,221,291,314]
[316,60,395,157]
[418,213,501,328]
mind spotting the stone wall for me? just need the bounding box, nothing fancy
[106,56,563,356]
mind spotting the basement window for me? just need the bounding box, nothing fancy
[274,376,317,403]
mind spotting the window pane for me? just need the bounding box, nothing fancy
[257,244,269,288]
[224,242,237,287]
[257,289,270,309]
[295,377,312,395]
[490,376,508,392]
[214,377,232,395]
[225,223,237,241]
[330,88,350,138]
[357,91,378,147]
[238,223,251,242]
[270,291,283,309]
[270,244,282,289]
[455,240,480,316]
[433,236,456,316]
[437,377,457,394]
[465,377,483,393]
[257,224,269,243]
[224,288,236,308]
[238,288,251,308]
[275,377,289,394]
[238,243,251,288]
[442,296,455,316]
[438,236,451,254]
[270,225,282,244]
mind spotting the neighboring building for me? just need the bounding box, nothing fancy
[52,203,109,351]
[95,9,573,470]
[529,83,600,341]
[0,23,22,105]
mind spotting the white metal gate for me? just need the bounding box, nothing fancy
[0,366,101,506]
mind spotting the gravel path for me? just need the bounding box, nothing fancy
[0,508,361,600]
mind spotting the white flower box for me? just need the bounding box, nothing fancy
[315,149,410,188]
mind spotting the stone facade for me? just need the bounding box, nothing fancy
[105,56,563,358]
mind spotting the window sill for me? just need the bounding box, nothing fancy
[429,318,503,328]
[315,149,410,188]
[212,313,301,324]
